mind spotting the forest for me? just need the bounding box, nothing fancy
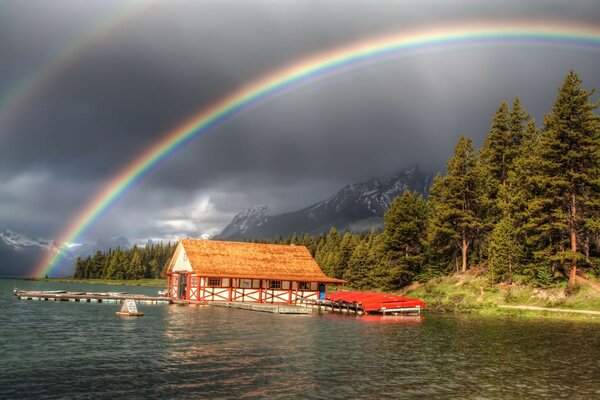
[74,71,599,291]
[73,242,175,280]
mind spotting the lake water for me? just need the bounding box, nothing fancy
[1,278,599,399]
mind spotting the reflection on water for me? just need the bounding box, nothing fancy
[1,279,599,399]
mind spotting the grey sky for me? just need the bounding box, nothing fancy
[0,0,599,244]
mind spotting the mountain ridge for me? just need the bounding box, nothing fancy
[218,166,431,241]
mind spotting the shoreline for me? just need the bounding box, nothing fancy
[403,273,600,320]
[47,278,167,287]
[17,276,600,320]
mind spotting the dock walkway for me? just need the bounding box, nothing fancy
[209,301,312,314]
[13,289,170,305]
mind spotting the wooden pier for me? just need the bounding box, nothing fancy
[297,298,365,315]
[209,301,312,314]
[13,289,170,305]
[13,289,423,317]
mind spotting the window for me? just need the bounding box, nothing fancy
[208,278,222,287]
[191,276,198,286]
[269,280,282,289]
[299,281,310,290]
[241,279,251,288]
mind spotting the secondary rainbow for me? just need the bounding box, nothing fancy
[35,21,600,277]
[0,0,154,138]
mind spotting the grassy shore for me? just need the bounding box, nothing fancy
[48,278,167,287]
[403,273,600,319]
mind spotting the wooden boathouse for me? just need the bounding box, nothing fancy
[166,239,344,304]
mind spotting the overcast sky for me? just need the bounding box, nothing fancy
[0,0,599,244]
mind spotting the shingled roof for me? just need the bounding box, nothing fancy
[171,239,344,284]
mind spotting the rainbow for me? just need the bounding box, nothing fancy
[0,0,154,137]
[35,21,600,277]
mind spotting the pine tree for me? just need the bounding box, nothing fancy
[480,102,512,189]
[428,136,484,273]
[73,257,84,278]
[508,97,530,154]
[479,100,531,235]
[533,71,600,287]
[315,227,341,277]
[379,191,429,287]
[129,251,145,280]
[90,251,105,278]
[345,240,371,289]
[488,217,522,283]
[336,232,357,279]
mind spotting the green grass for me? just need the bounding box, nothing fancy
[402,273,600,318]
[48,278,167,287]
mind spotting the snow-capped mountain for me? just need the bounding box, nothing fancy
[219,205,270,239]
[0,229,65,277]
[0,230,131,277]
[218,166,431,240]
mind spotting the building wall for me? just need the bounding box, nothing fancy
[168,274,323,303]
[171,244,193,272]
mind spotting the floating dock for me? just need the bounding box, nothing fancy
[13,289,170,305]
[298,291,425,315]
[209,301,312,314]
[13,288,425,316]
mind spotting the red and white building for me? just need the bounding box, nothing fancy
[166,239,344,304]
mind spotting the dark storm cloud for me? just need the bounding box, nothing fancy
[0,0,599,245]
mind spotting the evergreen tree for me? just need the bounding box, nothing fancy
[479,100,531,238]
[488,217,522,283]
[428,136,484,273]
[336,232,357,279]
[315,227,341,277]
[345,240,372,289]
[508,97,531,153]
[379,191,429,287]
[73,257,84,278]
[129,251,145,280]
[480,102,512,189]
[532,71,600,287]
[290,232,299,245]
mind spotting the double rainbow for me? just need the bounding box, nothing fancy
[34,21,600,277]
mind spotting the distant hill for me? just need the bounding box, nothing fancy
[218,166,432,240]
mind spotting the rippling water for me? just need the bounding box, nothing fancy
[1,278,599,399]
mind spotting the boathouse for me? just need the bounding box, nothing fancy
[166,239,344,303]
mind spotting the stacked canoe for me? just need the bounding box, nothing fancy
[325,291,425,314]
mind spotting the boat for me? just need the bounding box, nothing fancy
[116,299,144,317]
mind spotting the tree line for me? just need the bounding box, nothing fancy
[255,71,600,290]
[73,242,176,279]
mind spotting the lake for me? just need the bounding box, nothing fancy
[1,278,599,399]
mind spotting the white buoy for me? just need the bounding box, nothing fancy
[116,299,144,317]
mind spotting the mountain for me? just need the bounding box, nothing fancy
[218,166,431,240]
[0,229,64,277]
[218,205,270,239]
[0,230,131,277]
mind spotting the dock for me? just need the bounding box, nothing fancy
[13,289,170,305]
[209,301,312,314]
[13,288,425,317]
[297,291,425,316]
